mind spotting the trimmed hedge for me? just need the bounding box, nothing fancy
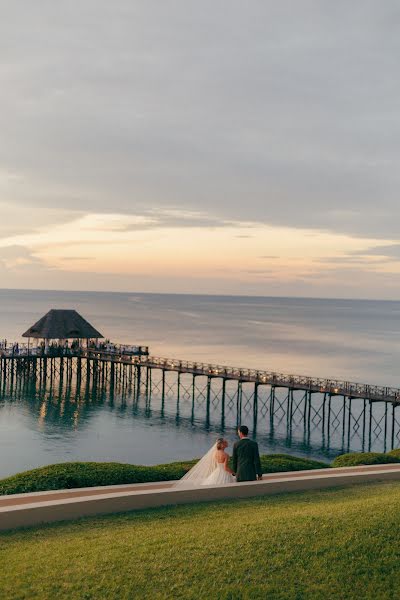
[4,450,400,496]
[259,454,328,474]
[0,454,329,496]
[388,449,400,459]
[0,461,197,496]
[332,452,400,468]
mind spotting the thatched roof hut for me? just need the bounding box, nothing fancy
[22,309,103,340]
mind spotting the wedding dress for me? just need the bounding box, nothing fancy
[173,442,234,488]
[201,461,234,486]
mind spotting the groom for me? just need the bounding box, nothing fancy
[232,425,263,482]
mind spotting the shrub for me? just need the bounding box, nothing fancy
[0,461,197,496]
[388,449,400,459]
[332,452,400,468]
[0,454,329,496]
[259,454,328,473]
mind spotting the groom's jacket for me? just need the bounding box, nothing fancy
[232,438,262,482]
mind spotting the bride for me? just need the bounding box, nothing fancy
[174,438,235,488]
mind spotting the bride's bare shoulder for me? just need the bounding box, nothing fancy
[215,449,229,461]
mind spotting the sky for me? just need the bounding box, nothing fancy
[1,0,400,298]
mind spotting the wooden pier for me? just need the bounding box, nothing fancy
[1,308,399,456]
[1,347,399,404]
[1,345,400,454]
[140,356,400,404]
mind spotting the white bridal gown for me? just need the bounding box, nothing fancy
[173,443,234,489]
[201,461,234,486]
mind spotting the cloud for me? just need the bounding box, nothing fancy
[316,244,400,267]
[0,202,78,240]
[1,2,400,297]
[353,244,400,259]
[0,245,46,272]
[1,1,400,242]
[58,256,92,262]
[316,255,399,265]
[1,206,399,298]
[120,208,234,231]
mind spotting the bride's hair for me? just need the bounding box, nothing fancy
[216,438,225,450]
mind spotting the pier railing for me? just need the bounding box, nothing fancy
[1,344,399,404]
[139,356,400,404]
[0,343,149,358]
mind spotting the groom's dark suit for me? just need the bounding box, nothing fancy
[232,437,262,482]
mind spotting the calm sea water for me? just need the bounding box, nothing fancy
[0,289,399,478]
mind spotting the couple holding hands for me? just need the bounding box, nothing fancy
[175,425,263,488]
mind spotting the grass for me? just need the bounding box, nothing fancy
[0,454,328,496]
[1,482,400,599]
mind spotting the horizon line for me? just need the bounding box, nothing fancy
[0,286,398,304]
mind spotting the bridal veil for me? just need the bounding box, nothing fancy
[173,442,218,488]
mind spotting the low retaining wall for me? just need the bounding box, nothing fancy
[2,465,400,532]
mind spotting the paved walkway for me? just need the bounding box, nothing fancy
[2,464,400,508]
[0,482,173,508]
[2,464,400,531]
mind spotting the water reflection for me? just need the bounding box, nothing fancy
[1,362,399,478]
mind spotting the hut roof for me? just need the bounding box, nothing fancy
[22,309,104,340]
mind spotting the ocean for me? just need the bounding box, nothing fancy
[0,289,399,478]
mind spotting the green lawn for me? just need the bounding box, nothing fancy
[1,483,400,600]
